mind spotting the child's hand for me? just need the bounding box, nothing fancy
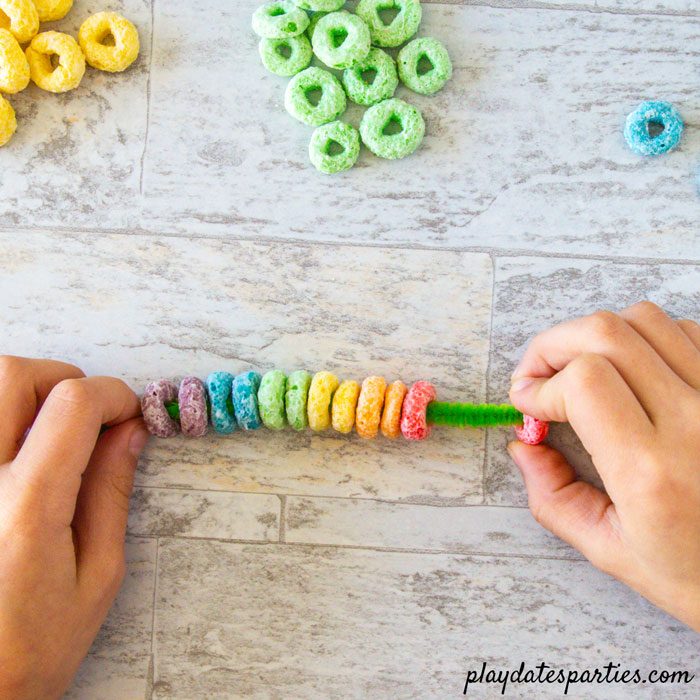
[0,356,148,699]
[508,302,700,632]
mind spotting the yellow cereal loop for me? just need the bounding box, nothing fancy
[331,379,360,434]
[0,0,38,44]
[0,94,16,146]
[355,376,387,439]
[26,32,85,93]
[78,12,139,73]
[33,0,73,23]
[380,380,407,439]
[0,28,29,94]
[307,371,339,431]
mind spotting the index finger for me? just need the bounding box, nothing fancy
[0,355,85,463]
[12,376,141,525]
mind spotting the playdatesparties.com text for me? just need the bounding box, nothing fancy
[462,661,695,695]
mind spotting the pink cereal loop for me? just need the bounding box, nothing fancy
[400,380,436,441]
[514,415,549,445]
[178,376,208,437]
[141,379,179,438]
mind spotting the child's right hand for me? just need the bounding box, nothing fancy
[508,302,700,632]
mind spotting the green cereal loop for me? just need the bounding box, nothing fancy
[355,0,421,48]
[359,97,425,160]
[258,370,288,430]
[252,1,310,39]
[397,37,452,95]
[259,35,312,76]
[312,11,370,70]
[342,47,398,107]
[293,0,344,11]
[285,370,312,430]
[284,67,346,126]
[309,120,360,174]
[305,10,327,41]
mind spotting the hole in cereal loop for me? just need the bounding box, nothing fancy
[305,86,323,106]
[648,121,665,138]
[378,5,400,26]
[99,31,116,47]
[382,114,403,135]
[276,42,292,58]
[325,139,345,156]
[269,6,286,16]
[330,27,348,48]
[417,54,433,75]
[361,67,377,85]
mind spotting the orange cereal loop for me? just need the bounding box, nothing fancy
[78,12,139,73]
[331,379,360,434]
[0,0,38,44]
[0,94,16,146]
[0,28,29,94]
[380,380,407,439]
[33,0,72,23]
[307,371,339,431]
[26,32,85,93]
[355,376,387,439]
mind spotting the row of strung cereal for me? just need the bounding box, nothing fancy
[252,0,452,173]
[142,371,438,442]
[0,1,139,147]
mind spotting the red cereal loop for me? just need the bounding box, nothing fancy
[400,380,436,441]
[514,415,549,445]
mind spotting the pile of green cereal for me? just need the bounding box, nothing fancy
[251,0,451,174]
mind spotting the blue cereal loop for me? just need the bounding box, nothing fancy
[206,371,236,434]
[232,371,263,430]
[624,100,683,156]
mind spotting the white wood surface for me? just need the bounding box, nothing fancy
[0,0,698,697]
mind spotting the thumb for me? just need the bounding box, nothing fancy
[73,418,149,591]
[508,440,628,576]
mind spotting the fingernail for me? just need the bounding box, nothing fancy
[510,377,534,393]
[510,361,525,380]
[129,424,150,457]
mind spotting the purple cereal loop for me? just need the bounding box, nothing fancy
[178,376,208,437]
[142,379,179,438]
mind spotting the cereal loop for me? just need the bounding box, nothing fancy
[293,0,344,11]
[259,35,312,76]
[360,97,424,160]
[33,0,72,23]
[624,100,683,157]
[356,376,387,439]
[142,379,180,438]
[0,0,38,45]
[355,0,421,48]
[0,94,16,146]
[397,37,452,96]
[400,380,436,441]
[286,370,312,431]
[342,47,398,107]
[331,379,360,434]
[252,1,309,39]
[312,11,370,70]
[232,371,263,430]
[380,380,407,439]
[0,28,29,94]
[26,32,85,93]
[307,371,339,431]
[78,12,139,73]
[179,377,208,438]
[309,120,360,174]
[206,371,236,434]
[258,370,287,430]
[514,415,549,446]
[285,67,346,126]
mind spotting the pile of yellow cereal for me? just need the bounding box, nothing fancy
[0,0,139,146]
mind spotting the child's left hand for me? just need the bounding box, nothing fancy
[0,356,148,700]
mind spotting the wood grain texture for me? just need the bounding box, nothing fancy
[485,256,700,505]
[140,1,699,258]
[153,539,699,699]
[0,229,492,503]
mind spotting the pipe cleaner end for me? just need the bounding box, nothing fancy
[514,415,549,445]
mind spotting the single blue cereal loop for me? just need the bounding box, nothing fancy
[232,371,263,430]
[206,371,236,434]
[624,100,683,157]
